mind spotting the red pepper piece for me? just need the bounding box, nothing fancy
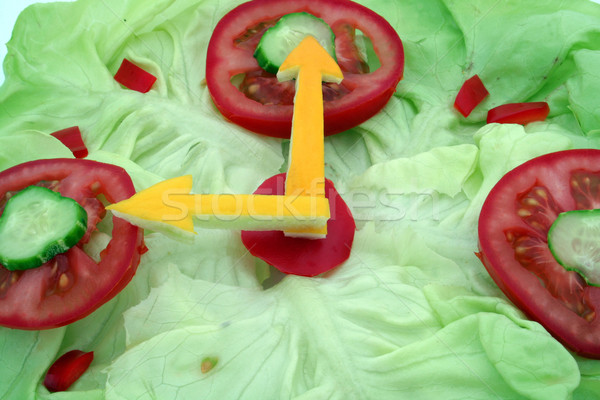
[241,173,355,277]
[113,59,157,93]
[50,126,88,158]
[487,102,550,124]
[43,350,94,392]
[454,74,489,117]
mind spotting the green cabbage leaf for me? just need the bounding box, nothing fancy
[1,0,600,399]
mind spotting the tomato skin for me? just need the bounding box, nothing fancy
[486,102,549,124]
[43,350,94,392]
[206,0,404,138]
[478,149,600,358]
[51,126,88,159]
[454,75,488,117]
[0,159,144,330]
[241,173,355,276]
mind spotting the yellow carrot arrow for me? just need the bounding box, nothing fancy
[106,37,341,242]
[106,175,330,241]
[277,35,343,239]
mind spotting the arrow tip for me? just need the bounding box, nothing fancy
[277,35,343,83]
[106,175,197,241]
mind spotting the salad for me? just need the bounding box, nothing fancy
[1,0,600,398]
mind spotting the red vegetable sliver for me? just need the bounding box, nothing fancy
[487,102,550,125]
[43,350,94,392]
[454,75,489,117]
[50,126,88,158]
[241,173,355,277]
[113,59,157,93]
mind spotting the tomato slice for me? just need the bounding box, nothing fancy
[51,126,88,159]
[206,0,404,138]
[454,75,488,117]
[114,59,157,93]
[0,159,145,329]
[486,102,549,124]
[44,350,94,392]
[241,173,355,276]
[478,149,600,358]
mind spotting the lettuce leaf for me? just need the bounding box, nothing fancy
[104,227,578,399]
[0,130,73,171]
[0,328,65,400]
[1,0,600,399]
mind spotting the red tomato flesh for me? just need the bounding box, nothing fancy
[478,149,600,358]
[206,0,404,138]
[454,75,488,117]
[114,59,157,93]
[241,173,355,276]
[44,350,94,392]
[0,159,145,329]
[51,126,88,159]
[486,102,549,124]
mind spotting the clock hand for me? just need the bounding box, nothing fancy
[277,35,343,239]
[106,175,330,241]
[106,38,341,243]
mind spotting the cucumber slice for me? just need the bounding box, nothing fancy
[254,12,336,74]
[0,186,88,271]
[548,209,600,286]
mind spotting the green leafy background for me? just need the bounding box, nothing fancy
[1,0,600,398]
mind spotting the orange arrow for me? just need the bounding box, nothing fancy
[277,35,343,238]
[106,175,330,241]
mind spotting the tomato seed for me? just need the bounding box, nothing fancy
[524,198,540,207]
[58,274,70,291]
[515,246,527,255]
[535,188,548,199]
[517,209,532,217]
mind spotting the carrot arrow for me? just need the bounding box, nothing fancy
[106,175,330,241]
[277,35,343,239]
[106,37,342,243]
